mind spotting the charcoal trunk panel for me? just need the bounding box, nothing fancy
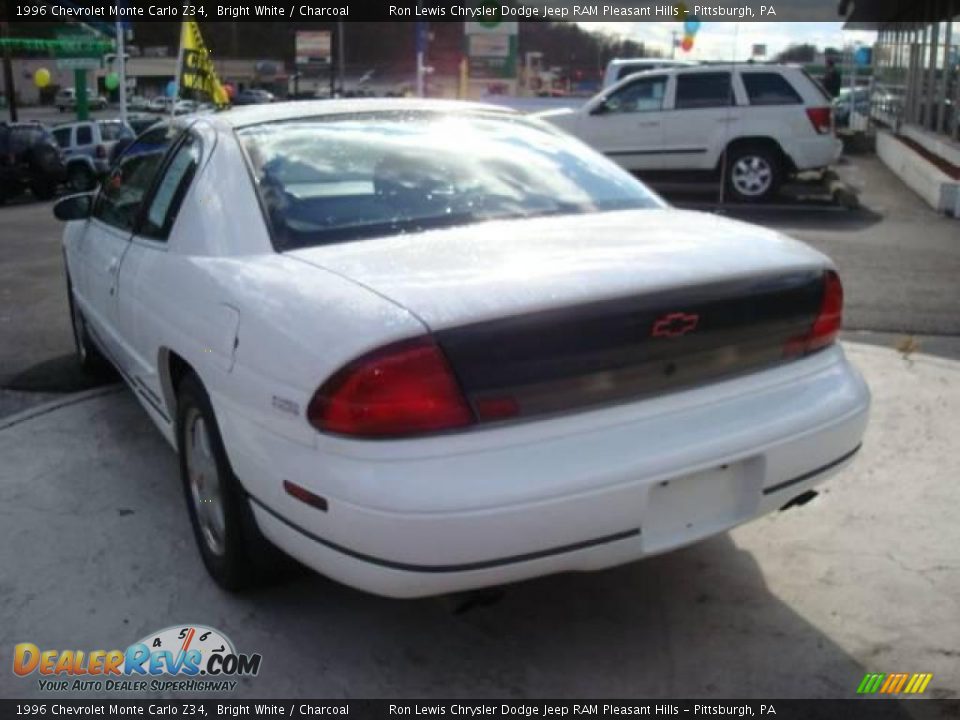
[436,271,824,419]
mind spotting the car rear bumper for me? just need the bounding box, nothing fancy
[784,136,843,171]
[221,345,870,598]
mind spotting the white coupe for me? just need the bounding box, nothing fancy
[56,100,870,598]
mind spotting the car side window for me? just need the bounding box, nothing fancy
[52,128,71,148]
[92,124,180,232]
[742,72,803,106]
[76,125,93,146]
[675,72,734,110]
[139,133,202,241]
[605,76,667,114]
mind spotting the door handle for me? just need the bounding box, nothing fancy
[716,117,738,123]
[107,258,119,274]
[637,121,660,128]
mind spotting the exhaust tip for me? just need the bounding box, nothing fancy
[780,489,819,512]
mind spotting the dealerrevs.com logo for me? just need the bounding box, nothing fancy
[13,625,261,693]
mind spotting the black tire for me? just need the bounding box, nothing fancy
[176,373,288,591]
[723,144,782,203]
[67,163,96,193]
[67,275,111,375]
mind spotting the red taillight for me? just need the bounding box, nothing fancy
[785,270,843,357]
[307,336,474,438]
[95,144,107,158]
[806,107,833,135]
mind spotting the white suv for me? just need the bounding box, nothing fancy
[541,64,841,202]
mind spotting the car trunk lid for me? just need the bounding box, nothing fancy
[289,208,832,420]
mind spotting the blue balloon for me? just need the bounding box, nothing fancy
[684,17,701,34]
[165,80,177,97]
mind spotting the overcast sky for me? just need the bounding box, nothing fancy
[581,21,876,60]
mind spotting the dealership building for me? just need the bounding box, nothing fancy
[6,50,287,105]
[843,0,960,215]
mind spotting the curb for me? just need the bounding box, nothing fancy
[0,384,123,432]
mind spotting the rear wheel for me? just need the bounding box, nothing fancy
[177,373,289,591]
[723,144,782,203]
[67,164,96,193]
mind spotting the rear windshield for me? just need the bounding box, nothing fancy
[98,121,129,141]
[237,110,661,250]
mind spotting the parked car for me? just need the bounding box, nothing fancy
[602,58,697,89]
[54,100,869,597]
[833,87,872,128]
[51,119,135,191]
[541,64,842,202]
[126,112,160,136]
[174,99,198,115]
[147,96,175,113]
[0,122,66,202]
[233,88,275,105]
[127,95,151,112]
[54,88,108,112]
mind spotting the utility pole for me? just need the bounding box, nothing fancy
[115,21,128,125]
[328,30,335,98]
[415,21,427,97]
[1,22,18,122]
[337,21,345,95]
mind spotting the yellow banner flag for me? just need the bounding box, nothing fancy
[179,20,229,107]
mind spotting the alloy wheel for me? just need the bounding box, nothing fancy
[730,155,773,197]
[184,409,227,557]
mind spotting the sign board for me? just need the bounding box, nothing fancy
[296,31,331,65]
[56,57,100,70]
[469,34,510,58]
[465,20,518,80]
[465,21,518,35]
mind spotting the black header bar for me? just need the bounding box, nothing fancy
[0,0,951,24]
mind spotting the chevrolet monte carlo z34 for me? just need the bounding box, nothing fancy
[55,100,870,597]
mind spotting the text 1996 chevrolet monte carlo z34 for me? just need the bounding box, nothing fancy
[55,100,870,597]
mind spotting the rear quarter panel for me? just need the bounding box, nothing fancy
[149,130,427,463]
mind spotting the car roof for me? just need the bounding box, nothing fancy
[608,58,695,67]
[202,98,516,130]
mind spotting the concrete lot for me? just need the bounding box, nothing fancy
[0,151,958,700]
[0,344,957,700]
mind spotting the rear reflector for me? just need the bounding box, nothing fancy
[806,107,833,135]
[283,480,328,512]
[784,270,843,357]
[307,336,474,438]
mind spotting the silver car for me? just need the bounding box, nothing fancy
[51,120,134,191]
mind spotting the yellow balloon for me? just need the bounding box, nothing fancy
[34,68,51,89]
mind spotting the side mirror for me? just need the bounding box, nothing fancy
[53,193,93,222]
